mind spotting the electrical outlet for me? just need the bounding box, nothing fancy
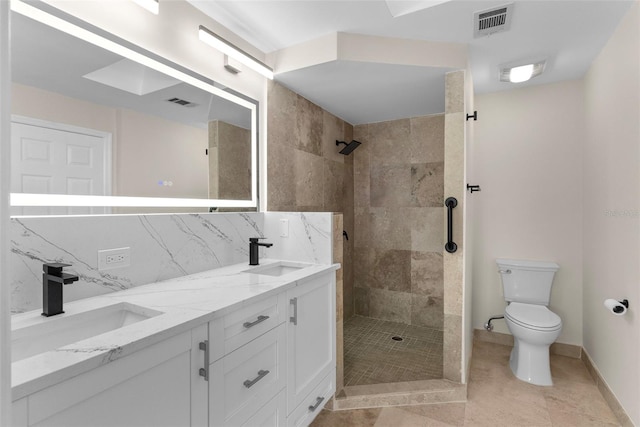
[279,219,289,238]
[98,247,131,271]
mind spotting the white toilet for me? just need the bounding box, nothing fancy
[497,258,562,386]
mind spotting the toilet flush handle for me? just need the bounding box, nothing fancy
[498,269,512,274]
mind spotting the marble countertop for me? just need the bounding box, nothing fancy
[11,259,339,400]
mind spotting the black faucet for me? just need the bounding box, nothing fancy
[249,237,273,266]
[42,263,79,317]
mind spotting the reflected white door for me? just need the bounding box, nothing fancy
[11,118,111,215]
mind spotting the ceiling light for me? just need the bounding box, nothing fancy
[199,25,274,80]
[133,0,159,14]
[500,61,546,83]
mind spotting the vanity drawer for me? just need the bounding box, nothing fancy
[210,323,286,427]
[287,369,335,427]
[210,293,286,361]
[242,389,287,427]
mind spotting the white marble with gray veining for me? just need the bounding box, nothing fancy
[10,212,333,313]
[11,258,339,400]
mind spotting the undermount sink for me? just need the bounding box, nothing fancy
[11,302,163,363]
[244,261,311,277]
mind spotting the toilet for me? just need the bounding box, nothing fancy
[497,258,562,386]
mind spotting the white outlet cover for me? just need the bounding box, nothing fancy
[279,219,289,238]
[98,247,131,271]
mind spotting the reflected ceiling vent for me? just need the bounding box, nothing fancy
[167,97,198,108]
[474,3,513,38]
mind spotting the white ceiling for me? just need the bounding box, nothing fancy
[189,0,633,125]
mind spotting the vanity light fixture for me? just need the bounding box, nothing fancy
[198,25,274,80]
[500,60,546,83]
[133,0,159,15]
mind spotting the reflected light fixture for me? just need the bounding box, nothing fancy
[199,25,274,80]
[500,60,546,83]
[133,0,159,14]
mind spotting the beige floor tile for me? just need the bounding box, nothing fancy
[542,380,619,425]
[311,408,382,427]
[400,403,466,426]
[548,408,620,426]
[549,354,594,385]
[374,407,428,427]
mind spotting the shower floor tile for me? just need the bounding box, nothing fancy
[344,315,443,386]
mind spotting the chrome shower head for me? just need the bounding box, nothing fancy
[336,140,361,155]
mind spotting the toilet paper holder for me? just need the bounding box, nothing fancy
[605,298,629,315]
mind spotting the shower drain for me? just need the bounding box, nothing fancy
[391,336,404,341]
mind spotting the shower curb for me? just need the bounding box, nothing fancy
[327,379,466,411]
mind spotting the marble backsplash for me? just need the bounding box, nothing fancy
[10,212,333,313]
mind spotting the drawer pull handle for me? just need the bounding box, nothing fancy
[243,315,269,329]
[308,396,325,412]
[243,369,270,388]
[198,340,209,381]
[290,297,298,325]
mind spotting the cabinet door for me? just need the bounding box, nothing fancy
[286,273,336,414]
[25,327,208,426]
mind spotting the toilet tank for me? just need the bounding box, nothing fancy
[496,258,559,305]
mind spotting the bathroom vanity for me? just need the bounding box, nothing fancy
[10,260,337,427]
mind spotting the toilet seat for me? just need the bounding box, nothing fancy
[505,302,562,331]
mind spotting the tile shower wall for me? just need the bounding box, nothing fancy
[267,81,355,319]
[10,212,333,313]
[353,115,445,330]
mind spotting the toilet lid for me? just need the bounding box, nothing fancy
[505,303,562,330]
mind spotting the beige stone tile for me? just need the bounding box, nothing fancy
[354,286,370,316]
[400,403,466,427]
[410,114,445,164]
[549,342,581,359]
[354,206,370,248]
[542,378,619,425]
[369,248,412,292]
[369,208,412,251]
[323,110,345,163]
[337,279,344,321]
[411,162,444,207]
[267,81,297,147]
[549,354,594,386]
[353,247,371,289]
[267,143,295,209]
[445,71,464,114]
[443,314,462,381]
[444,112,465,203]
[411,251,444,296]
[369,118,411,165]
[310,408,381,427]
[354,167,371,208]
[547,408,620,427]
[412,294,444,329]
[294,150,324,207]
[333,213,343,261]
[410,207,444,252]
[294,94,323,156]
[324,159,345,212]
[370,164,411,207]
[443,251,463,316]
[369,288,412,324]
[336,319,344,392]
[374,407,428,427]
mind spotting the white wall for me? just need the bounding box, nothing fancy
[583,2,640,424]
[472,80,584,345]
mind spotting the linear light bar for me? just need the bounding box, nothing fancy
[133,0,159,15]
[198,25,274,80]
[500,61,546,83]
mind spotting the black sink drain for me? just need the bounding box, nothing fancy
[391,336,404,341]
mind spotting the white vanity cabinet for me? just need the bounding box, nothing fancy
[286,274,336,421]
[12,325,208,427]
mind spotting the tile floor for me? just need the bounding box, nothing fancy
[344,316,443,386]
[313,340,621,426]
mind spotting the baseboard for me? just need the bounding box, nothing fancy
[473,329,582,359]
[581,349,635,427]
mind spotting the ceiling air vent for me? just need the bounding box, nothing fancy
[167,97,197,107]
[474,3,513,38]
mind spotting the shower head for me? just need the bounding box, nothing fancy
[336,140,362,155]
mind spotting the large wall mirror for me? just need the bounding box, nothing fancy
[9,1,258,216]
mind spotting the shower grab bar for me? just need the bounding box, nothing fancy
[445,197,458,253]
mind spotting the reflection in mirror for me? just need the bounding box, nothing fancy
[10,5,257,216]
